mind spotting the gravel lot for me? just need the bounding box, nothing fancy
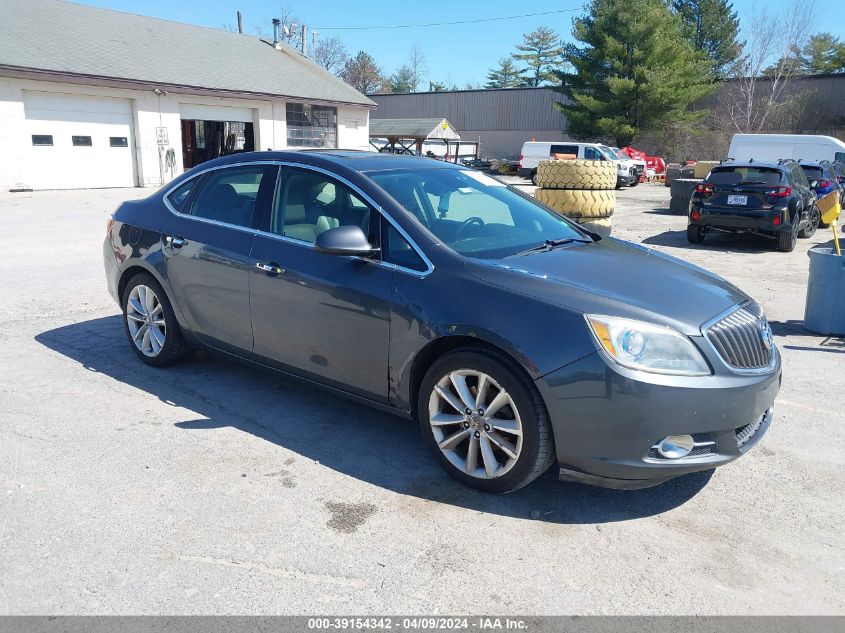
[0,181,843,615]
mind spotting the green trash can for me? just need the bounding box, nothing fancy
[804,246,845,335]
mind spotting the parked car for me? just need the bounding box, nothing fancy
[605,146,646,187]
[687,159,820,252]
[105,150,780,493]
[728,133,845,164]
[832,160,845,204]
[518,141,639,188]
[799,160,843,202]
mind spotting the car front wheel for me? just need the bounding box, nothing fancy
[122,273,192,367]
[418,349,554,493]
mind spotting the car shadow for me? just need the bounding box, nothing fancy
[35,315,714,524]
[643,230,777,253]
[644,207,680,216]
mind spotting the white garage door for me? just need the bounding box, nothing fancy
[23,91,136,189]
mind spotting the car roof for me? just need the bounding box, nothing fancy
[194,149,467,174]
[716,160,785,169]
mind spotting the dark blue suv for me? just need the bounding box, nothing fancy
[688,160,819,252]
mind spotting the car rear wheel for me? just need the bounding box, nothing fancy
[530,170,538,186]
[122,273,192,367]
[777,226,797,252]
[798,204,820,238]
[418,349,554,493]
[687,224,705,244]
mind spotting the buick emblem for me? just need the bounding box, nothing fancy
[759,319,773,350]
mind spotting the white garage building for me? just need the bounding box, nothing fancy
[0,0,374,191]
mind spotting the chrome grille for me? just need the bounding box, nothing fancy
[705,303,773,370]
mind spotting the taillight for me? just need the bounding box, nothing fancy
[772,215,781,226]
[765,186,791,198]
[691,210,701,221]
[519,153,524,167]
[695,183,714,197]
[818,180,830,188]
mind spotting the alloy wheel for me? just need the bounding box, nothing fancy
[126,284,166,357]
[428,369,524,479]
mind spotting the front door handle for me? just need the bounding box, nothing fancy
[256,261,285,276]
[165,235,187,248]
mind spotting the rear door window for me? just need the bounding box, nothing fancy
[189,165,274,227]
[166,177,198,212]
[549,144,578,156]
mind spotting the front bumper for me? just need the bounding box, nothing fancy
[536,349,781,489]
[689,201,788,234]
[617,172,635,186]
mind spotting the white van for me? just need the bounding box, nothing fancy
[728,134,845,164]
[518,141,642,188]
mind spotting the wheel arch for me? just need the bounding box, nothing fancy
[116,261,189,330]
[405,333,536,421]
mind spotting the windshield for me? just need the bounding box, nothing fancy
[602,146,626,161]
[368,168,587,259]
[800,166,824,180]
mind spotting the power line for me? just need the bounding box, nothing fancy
[315,9,578,31]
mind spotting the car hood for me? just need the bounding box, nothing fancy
[465,238,749,335]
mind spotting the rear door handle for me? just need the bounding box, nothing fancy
[255,261,285,275]
[165,235,187,248]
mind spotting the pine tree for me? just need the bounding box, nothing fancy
[341,51,388,94]
[389,65,416,93]
[485,58,527,88]
[559,0,715,147]
[513,27,564,87]
[672,0,740,76]
[796,33,845,74]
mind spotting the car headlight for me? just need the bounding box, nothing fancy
[585,314,711,376]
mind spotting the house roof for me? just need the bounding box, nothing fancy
[0,0,374,107]
[369,118,460,140]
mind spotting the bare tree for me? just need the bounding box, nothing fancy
[314,36,349,74]
[719,0,815,133]
[406,44,428,92]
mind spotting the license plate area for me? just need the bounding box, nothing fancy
[727,195,748,205]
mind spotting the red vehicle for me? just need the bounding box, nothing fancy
[621,147,665,179]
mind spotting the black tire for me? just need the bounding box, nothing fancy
[417,348,555,493]
[687,224,705,244]
[122,273,193,367]
[777,227,797,252]
[629,178,640,187]
[530,170,538,186]
[798,204,820,238]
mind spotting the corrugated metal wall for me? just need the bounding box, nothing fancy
[369,87,568,132]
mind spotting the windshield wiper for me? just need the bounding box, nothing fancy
[517,237,592,256]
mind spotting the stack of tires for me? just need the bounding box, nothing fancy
[533,159,617,236]
[665,163,696,187]
[669,178,701,214]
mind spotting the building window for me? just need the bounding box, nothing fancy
[72,136,92,146]
[32,135,53,146]
[110,137,128,147]
[286,103,337,148]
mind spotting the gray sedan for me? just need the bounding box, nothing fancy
[103,151,780,493]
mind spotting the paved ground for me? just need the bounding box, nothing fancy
[0,182,842,615]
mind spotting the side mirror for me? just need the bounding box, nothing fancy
[314,225,378,257]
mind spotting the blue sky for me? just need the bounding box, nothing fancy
[77,0,845,87]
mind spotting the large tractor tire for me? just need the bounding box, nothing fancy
[670,196,691,215]
[665,167,682,187]
[578,216,613,237]
[670,178,701,200]
[535,159,616,190]
[694,161,719,180]
[534,187,616,218]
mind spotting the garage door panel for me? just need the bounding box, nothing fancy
[22,91,136,190]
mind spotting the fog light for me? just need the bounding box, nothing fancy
[657,434,694,459]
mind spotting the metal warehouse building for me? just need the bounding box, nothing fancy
[369,88,568,160]
[0,0,373,191]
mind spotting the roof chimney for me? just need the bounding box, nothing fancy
[237,11,243,34]
[272,18,281,48]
